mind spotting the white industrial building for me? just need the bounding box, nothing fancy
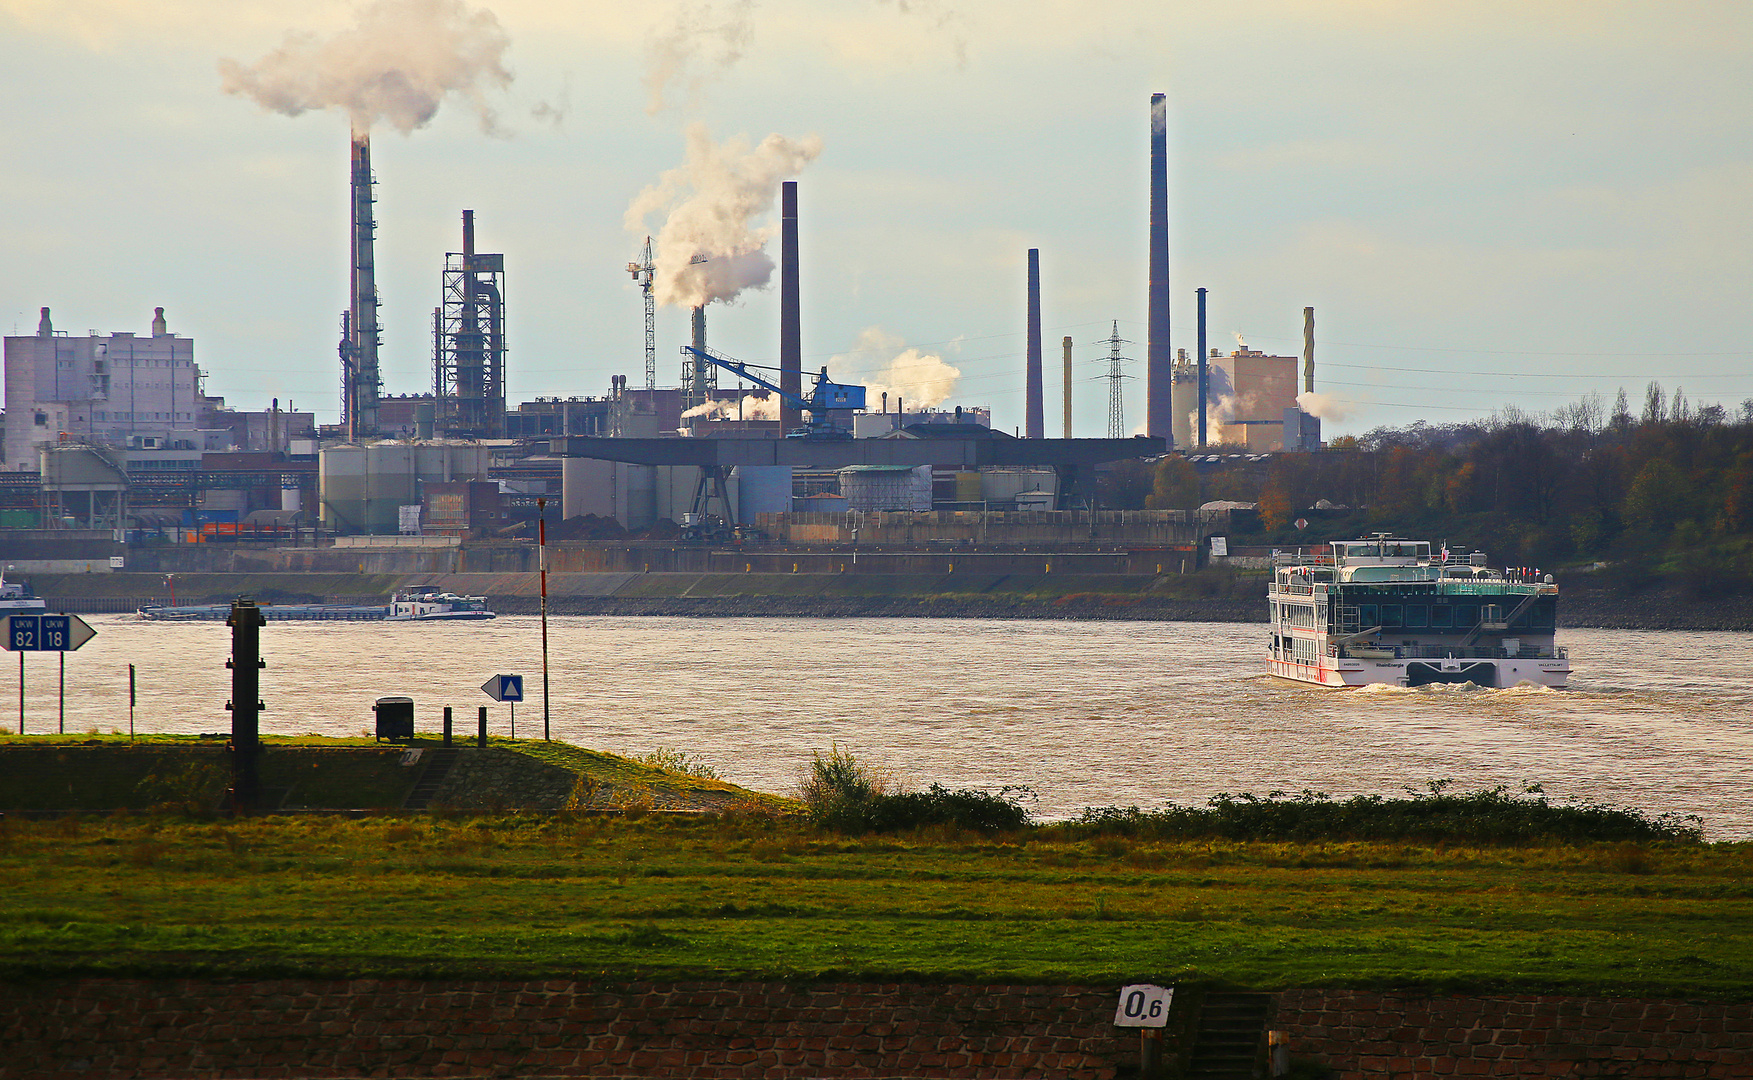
[4,307,201,470]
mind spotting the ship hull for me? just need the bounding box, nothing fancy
[1269,654,1570,689]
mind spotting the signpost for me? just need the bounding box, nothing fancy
[1113,983,1174,1078]
[481,674,524,738]
[4,613,97,734]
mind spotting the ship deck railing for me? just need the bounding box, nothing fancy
[1331,643,1567,661]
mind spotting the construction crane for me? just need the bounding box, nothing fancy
[680,345,865,439]
[625,237,656,391]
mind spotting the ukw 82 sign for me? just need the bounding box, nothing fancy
[4,614,96,652]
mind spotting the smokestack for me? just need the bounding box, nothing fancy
[1063,336,1073,438]
[151,307,167,337]
[1197,287,1208,448]
[1026,249,1043,439]
[347,133,380,439]
[36,307,51,337]
[1303,306,1315,393]
[1146,92,1172,445]
[690,305,707,404]
[779,180,802,433]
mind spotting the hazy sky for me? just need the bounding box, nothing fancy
[3,0,1749,438]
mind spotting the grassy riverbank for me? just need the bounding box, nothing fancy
[3,811,1747,997]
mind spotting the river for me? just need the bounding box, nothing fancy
[16,616,1752,839]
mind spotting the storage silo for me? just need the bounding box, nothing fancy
[1171,349,1198,450]
[735,466,792,522]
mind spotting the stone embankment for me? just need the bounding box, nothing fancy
[4,979,1748,1079]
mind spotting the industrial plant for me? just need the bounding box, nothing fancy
[1,94,1329,575]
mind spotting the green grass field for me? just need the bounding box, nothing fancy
[3,812,1747,997]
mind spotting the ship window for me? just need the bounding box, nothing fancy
[1454,605,1478,628]
[1380,605,1404,627]
[1357,603,1377,626]
[1430,605,1453,628]
[1405,605,1429,627]
[1532,604,1555,629]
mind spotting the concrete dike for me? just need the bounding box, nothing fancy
[0,738,781,814]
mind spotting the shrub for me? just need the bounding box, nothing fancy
[632,747,721,781]
[799,746,1032,835]
[1073,783,1702,846]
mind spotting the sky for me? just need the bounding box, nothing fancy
[3,0,1750,439]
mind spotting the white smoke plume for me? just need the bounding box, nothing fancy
[625,123,822,309]
[831,327,961,409]
[680,393,780,422]
[219,0,513,135]
[644,0,757,115]
[1296,392,1349,422]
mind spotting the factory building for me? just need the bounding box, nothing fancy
[1205,344,1299,452]
[4,307,201,470]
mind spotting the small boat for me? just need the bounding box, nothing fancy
[1268,534,1570,689]
[385,586,495,621]
[0,570,47,615]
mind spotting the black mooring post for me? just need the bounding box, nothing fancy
[477,705,487,748]
[443,705,453,747]
[226,597,266,815]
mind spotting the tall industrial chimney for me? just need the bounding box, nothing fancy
[1026,248,1044,439]
[780,180,802,433]
[343,132,381,440]
[1303,306,1315,393]
[690,305,708,407]
[1063,336,1073,438]
[1196,286,1209,447]
[1146,92,1172,445]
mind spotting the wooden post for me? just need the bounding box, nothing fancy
[443,705,452,747]
[128,663,136,742]
[1140,1028,1162,1078]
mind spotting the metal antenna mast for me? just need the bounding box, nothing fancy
[1097,320,1134,439]
[626,237,656,390]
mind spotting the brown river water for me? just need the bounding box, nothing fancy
[17,616,1753,839]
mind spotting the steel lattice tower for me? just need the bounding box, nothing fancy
[626,238,657,390]
[1099,321,1134,439]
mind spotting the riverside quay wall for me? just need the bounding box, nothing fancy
[4,979,1749,1080]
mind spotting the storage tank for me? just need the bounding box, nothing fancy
[735,466,792,521]
[321,441,491,535]
[1170,351,1198,450]
[840,465,931,511]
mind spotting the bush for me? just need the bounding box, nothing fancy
[632,746,721,781]
[799,745,1032,835]
[1073,783,1702,846]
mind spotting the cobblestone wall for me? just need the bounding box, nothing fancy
[430,748,577,810]
[1276,990,1753,1078]
[3,979,1126,1080]
[9,979,1749,1080]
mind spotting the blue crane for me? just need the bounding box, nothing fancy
[681,345,866,439]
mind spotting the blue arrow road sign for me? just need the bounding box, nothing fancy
[4,614,96,652]
[480,674,524,702]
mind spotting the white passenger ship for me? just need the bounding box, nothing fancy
[1268,535,1569,688]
